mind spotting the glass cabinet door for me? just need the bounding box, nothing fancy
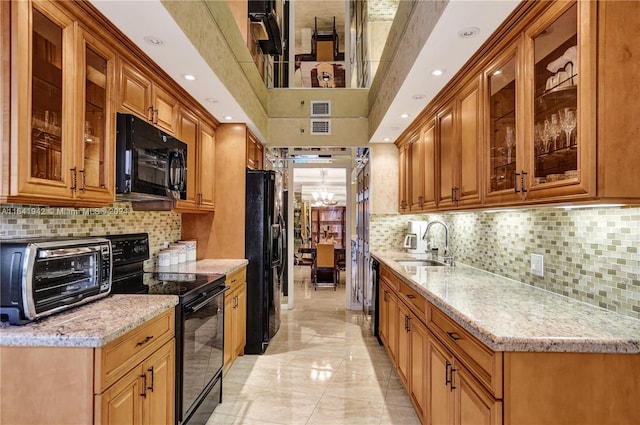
[78,31,115,201]
[487,50,518,196]
[30,8,65,183]
[531,3,578,185]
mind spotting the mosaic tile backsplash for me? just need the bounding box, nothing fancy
[0,202,182,267]
[371,207,640,320]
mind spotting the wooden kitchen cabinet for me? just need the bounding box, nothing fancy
[223,266,247,372]
[427,331,502,425]
[2,0,116,206]
[397,301,429,423]
[119,60,179,136]
[97,339,175,425]
[398,143,409,211]
[378,275,399,366]
[377,257,640,424]
[408,123,436,212]
[246,131,264,170]
[437,77,482,210]
[398,0,640,211]
[0,309,175,425]
[174,108,217,212]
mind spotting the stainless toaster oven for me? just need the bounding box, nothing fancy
[0,238,112,325]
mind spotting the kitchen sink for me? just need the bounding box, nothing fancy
[395,259,447,267]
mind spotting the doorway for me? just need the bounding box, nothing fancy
[286,164,356,310]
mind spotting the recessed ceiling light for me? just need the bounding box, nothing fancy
[400,113,409,119]
[412,94,426,100]
[458,27,480,39]
[224,116,233,121]
[182,74,197,81]
[383,137,391,142]
[431,68,446,76]
[205,98,219,103]
[493,70,502,76]
[143,36,164,46]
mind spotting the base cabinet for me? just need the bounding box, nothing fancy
[97,339,175,425]
[378,262,640,425]
[428,331,502,425]
[0,309,175,425]
[224,266,247,372]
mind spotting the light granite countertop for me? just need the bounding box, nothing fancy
[0,295,178,348]
[146,258,248,275]
[372,250,640,354]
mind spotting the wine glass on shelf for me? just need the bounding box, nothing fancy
[505,126,515,164]
[560,108,577,148]
[542,118,552,153]
[549,114,561,151]
[534,123,544,156]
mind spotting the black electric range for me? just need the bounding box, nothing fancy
[105,233,227,425]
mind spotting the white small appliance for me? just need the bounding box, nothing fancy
[402,221,430,254]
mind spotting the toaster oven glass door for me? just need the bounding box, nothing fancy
[32,248,103,313]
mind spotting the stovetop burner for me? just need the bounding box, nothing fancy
[142,272,225,299]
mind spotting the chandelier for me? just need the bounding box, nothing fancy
[312,169,337,205]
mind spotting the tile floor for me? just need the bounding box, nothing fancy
[206,266,421,424]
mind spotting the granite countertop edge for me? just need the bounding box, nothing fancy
[371,250,640,354]
[0,295,179,348]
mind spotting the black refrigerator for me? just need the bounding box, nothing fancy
[245,169,284,354]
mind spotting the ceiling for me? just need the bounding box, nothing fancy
[294,168,347,206]
[91,0,519,143]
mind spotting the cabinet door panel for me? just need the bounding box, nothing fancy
[386,290,399,366]
[76,29,115,202]
[485,47,520,204]
[235,283,247,356]
[397,302,411,387]
[409,132,424,211]
[144,340,175,425]
[410,317,428,422]
[97,365,144,425]
[175,109,198,209]
[198,121,216,209]
[223,290,235,367]
[438,106,455,208]
[423,122,436,209]
[455,364,502,425]
[398,144,409,212]
[428,333,453,425]
[458,82,482,205]
[152,85,178,135]
[13,1,75,199]
[119,62,152,120]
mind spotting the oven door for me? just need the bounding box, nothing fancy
[179,285,228,423]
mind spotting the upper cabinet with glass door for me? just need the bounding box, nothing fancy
[485,42,521,205]
[75,30,116,203]
[523,1,595,201]
[3,1,115,206]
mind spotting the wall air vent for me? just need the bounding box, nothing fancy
[310,119,331,135]
[310,100,331,117]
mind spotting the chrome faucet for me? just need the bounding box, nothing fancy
[422,220,455,266]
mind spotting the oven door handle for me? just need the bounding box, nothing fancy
[185,286,229,313]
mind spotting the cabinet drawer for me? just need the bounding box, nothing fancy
[398,281,427,319]
[380,265,399,291]
[226,266,246,291]
[428,306,503,397]
[96,309,174,392]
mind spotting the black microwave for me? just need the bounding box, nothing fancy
[115,113,187,201]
